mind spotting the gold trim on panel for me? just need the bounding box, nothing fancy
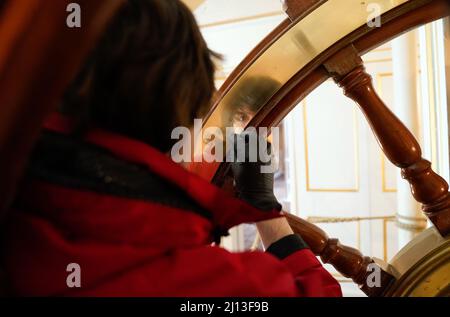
[376,72,398,193]
[307,215,395,263]
[375,72,393,97]
[381,155,397,192]
[372,47,392,53]
[302,101,360,192]
[200,11,284,29]
[363,58,392,64]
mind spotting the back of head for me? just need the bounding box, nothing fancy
[62,0,217,152]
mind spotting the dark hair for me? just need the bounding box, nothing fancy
[61,0,219,152]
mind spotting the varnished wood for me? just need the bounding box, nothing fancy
[212,1,450,185]
[212,0,448,143]
[201,0,450,295]
[252,0,449,129]
[281,0,326,22]
[285,212,395,296]
[0,0,125,219]
[324,45,450,237]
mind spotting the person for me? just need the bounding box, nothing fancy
[223,76,281,133]
[1,0,341,296]
[223,76,283,250]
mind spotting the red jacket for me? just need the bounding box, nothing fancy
[1,114,341,297]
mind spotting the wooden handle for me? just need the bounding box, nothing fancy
[284,212,395,296]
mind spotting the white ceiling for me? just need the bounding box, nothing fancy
[194,0,284,26]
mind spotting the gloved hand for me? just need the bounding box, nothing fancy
[230,133,282,212]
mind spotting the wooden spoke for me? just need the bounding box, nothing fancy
[285,212,395,296]
[324,45,450,237]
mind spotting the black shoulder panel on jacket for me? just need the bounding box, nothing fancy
[24,131,212,220]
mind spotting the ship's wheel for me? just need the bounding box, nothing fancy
[0,0,448,297]
[189,0,450,297]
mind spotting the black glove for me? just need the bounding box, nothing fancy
[230,133,282,212]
